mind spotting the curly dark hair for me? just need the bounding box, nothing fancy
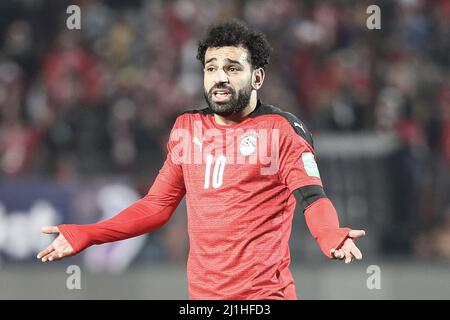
[196,20,272,70]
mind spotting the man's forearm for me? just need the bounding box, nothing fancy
[304,197,351,258]
[295,186,350,258]
[58,196,174,253]
[59,176,185,254]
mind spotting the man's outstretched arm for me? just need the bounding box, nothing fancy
[294,185,365,263]
[276,115,365,263]
[37,168,185,262]
[38,118,186,262]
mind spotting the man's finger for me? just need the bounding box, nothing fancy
[331,249,345,260]
[348,230,365,239]
[48,253,58,262]
[50,251,67,261]
[330,249,338,259]
[48,251,58,262]
[342,247,352,264]
[37,244,54,259]
[41,250,55,262]
[349,242,363,260]
[41,226,59,234]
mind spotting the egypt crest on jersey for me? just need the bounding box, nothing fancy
[239,130,258,156]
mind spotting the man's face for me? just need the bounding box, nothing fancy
[203,46,254,117]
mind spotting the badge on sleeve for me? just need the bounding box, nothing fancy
[301,152,320,178]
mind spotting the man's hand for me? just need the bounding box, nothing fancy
[37,226,74,262]
[330,230,365,263]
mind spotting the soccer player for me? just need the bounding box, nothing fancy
[37,20,365,300]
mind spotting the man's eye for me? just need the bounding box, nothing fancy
[229,67,238,72]
[206,67,215,72]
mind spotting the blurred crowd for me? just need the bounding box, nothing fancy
[0,0,449,260]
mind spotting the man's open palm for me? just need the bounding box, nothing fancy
[37,226,74,262]
[330,229,365,263]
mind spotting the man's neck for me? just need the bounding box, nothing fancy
[213,91,258,126]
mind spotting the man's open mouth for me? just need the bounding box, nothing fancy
[212,89,232,102]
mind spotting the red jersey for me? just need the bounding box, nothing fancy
[59,100,349,300]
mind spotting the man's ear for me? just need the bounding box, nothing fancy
[252,68,265,90]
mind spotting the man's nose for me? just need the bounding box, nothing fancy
[214,69,229,84]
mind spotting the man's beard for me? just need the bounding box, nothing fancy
[204,81,252,117]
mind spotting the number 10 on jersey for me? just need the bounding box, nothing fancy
[204,155,227,189]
